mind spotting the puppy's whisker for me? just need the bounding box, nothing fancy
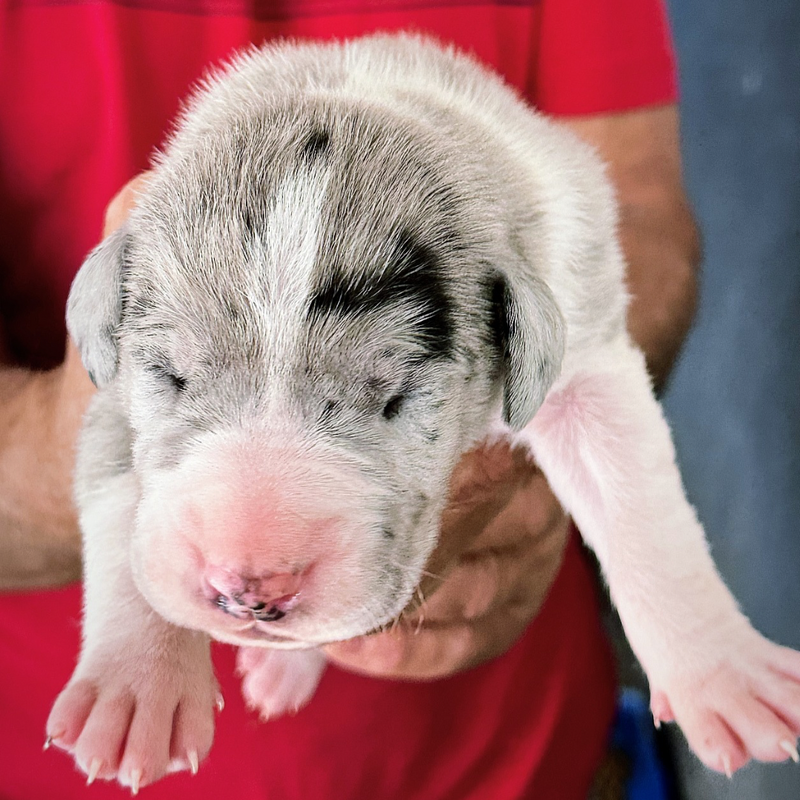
[389,613,403,634]
[414,609,425,635]
[411,586,429,635]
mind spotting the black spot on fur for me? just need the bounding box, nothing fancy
[486,273,512,374]
[241,206,257,237]
[222,296,244,323]
[319,399,339,423]
[301,129,330,160]
[308,229,454,359]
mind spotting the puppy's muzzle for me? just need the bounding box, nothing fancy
[203,566,305,622]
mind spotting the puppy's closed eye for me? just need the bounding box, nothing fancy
[382,393,406,420]
[147,361,187,394]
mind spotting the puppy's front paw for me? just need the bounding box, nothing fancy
[237,647,326,720]
[46,632,217,791]
[651,629,800,776]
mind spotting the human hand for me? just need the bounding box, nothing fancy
[324,437,571,679]
[99,172,152,238]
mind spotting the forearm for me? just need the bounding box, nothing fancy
[563,105,701,388]
[0,345,92,588]
[618,170,700,386]
[0,180,145,590]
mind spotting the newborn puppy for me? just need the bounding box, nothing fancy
[49,34,800,790]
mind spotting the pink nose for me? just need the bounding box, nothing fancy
[204,566,304,621]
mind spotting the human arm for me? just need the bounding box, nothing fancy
[563,104,701,388]
[0,340,93,589]
[0,176,153,589]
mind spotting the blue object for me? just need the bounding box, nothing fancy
[610,690,671,800]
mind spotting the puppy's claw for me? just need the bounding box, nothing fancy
[130,768,142,796]
[86,758,102,786]
[653,715,661,730]
[721,753,732,779]
[188,749,199,775]
[43,736,53,751]
[215,693,225,712]
[779,739,800,763]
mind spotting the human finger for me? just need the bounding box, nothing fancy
[102,172,154,236]
[420,520,568,626]
[420,454,569,621]
[323,620,479,680]
[422,439,536,583]
[458,461,566,555]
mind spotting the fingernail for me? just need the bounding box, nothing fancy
[779,739,800,763]
[653,715,661,730]
[87,758,102,786]
[721,753,732,779]
[215,693,225,712]
[188,749,199,775]
[130,768,142,796]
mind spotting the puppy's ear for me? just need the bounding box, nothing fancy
[491,272,565,430]
[66,226,128,388]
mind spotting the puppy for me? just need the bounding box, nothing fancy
[48,34,800,790]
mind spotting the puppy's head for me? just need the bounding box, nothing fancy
[68,91,563,647]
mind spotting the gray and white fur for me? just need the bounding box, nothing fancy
[51,35,800,789]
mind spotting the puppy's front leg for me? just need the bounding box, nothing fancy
[522,337,800,774]
[47,399,218,790]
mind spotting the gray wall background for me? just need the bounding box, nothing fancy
[662,0,800,797]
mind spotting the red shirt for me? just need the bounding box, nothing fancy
[0,2,676,798]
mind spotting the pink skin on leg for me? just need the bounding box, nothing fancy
[236,646,327,720]
[522,343,800,775]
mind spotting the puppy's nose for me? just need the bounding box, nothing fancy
[204,566,304,621]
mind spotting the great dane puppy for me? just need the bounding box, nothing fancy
[48,34,800,791]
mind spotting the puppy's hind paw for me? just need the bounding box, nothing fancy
[237,646,327,720]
